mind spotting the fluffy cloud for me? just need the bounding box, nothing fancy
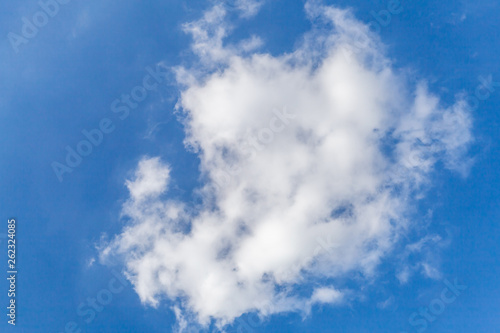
[125,157,171,202]
[101,1,473,329]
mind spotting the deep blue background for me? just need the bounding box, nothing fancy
[0,0,498,332]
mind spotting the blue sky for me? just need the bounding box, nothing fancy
[0,0,499,332]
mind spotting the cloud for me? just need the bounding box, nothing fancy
[180,4,262,69]
[101,1,473,329]
[396,233,451,284]
[309,287,344,305]
[125,157,171,202]
[233,0,263,17]
[86,257,96,268]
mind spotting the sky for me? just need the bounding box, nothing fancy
[0,0,499,332]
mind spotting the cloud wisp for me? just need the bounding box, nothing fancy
[101,1,473,330]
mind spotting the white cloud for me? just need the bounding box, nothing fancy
[309,287,344,305]
[180,4,263,70]
[125,157,170,202]
[233,0,263,17]
[101,1,473,330]
[181,5,230,66]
